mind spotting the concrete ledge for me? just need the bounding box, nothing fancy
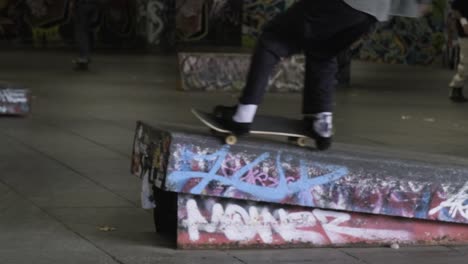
[132,121,468,248]
[0,84,31,116]
[178,52,304,92]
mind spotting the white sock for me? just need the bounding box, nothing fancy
[233,104,258,123]
[307,112,333,138]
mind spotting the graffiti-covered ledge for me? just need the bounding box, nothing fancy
[178,52,306,92]
[132,121,468,226]
[0,83,31,116]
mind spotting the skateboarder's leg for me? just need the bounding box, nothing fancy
[337,49,352,87]
[239,0,307,106]
[301,4,376,149]
[214,2,304,133]
[301,56,337,147]
[236,2,305,116]
[215,0,376,143]
[238,33,299,106]
[228,31,301,124]
[303,57,338,115]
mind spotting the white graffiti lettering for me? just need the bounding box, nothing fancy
[146,0,165,45]
[0,89,28,103]
[429,182,468,220]
[183,199,411,244]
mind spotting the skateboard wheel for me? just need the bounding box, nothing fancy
[288,137,307,147]
[296,137,307,147]
[225,135,237,145]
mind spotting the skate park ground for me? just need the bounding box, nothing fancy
[1,50,468,263]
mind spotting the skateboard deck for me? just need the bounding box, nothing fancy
[191,108,312,146]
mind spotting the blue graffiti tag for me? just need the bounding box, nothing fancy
[167,145,349,206]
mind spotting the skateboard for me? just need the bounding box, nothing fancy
[191,108,315,148]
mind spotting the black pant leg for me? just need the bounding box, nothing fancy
[239,2,305,105]
[303,57,338,114]
[302,2,376,114]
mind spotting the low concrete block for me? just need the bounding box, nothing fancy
[178,52,304,92]
[132,121,468,247]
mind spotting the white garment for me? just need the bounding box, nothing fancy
[450,38,468,88]
[343,0,427,21]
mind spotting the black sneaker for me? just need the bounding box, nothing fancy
[213,105,251,136]
[449,87,468,103]
[303,113,333,151]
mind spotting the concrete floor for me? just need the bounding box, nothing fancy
[0,50,468,263]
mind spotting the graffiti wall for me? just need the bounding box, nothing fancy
[136,0,175,48]
[0,0,143,48]
[0,0,451,64]
[242,0,296,47]
[176,0,242,46]
[357,0,447,65]
[241,0,448,65]
[177,194,468,248]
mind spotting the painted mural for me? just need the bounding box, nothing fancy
[0,0,142,48]
[0,0,453,64]
[242,0,296,47]
[176,0,242,45]
[136,0,175,48]
[357,0,448,65]
[178,194,468,248]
